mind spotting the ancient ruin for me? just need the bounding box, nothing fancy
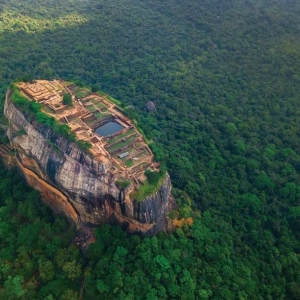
[5,80,175,235]
[18,80,158,189]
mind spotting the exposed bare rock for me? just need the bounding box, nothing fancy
[4,88,176,235]
[146,101,157,112]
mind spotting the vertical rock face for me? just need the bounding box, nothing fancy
[4,90,176,235]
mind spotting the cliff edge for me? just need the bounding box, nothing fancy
[4,80,176,235]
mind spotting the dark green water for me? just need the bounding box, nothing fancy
[95,121,124,137]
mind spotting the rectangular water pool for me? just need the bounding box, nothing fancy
[95,121,124,137]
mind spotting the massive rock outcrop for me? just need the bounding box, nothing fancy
[4,83,175,235]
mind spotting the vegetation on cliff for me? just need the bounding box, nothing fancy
[10,83,92,151]
[132,170,167,202]
[0,0,300,299]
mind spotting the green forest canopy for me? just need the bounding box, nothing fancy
[0,0,300,299]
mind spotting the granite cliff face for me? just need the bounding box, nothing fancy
[4,87,175,235]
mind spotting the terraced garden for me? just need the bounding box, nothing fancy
[108,134,138,153]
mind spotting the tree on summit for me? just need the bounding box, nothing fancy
[62,93,72,106]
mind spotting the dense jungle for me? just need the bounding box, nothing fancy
[0,0,300,299]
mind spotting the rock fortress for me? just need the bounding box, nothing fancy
[4,79,176,238]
